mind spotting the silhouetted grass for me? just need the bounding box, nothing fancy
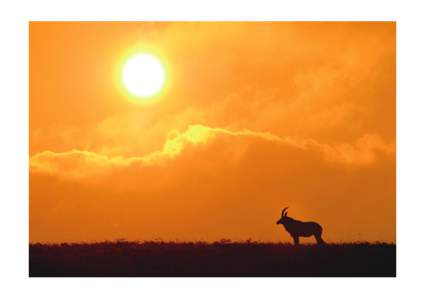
[29,240,395,277]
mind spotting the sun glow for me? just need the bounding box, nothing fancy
[122,53,165,98]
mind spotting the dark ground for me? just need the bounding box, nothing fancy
[29,241,396,277]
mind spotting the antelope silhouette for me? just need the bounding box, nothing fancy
[276,207,325,245]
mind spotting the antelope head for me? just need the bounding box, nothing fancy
[276,207,289,225]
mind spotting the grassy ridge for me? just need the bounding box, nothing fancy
[29,241,395,277]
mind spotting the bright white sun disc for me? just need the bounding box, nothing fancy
[122,54,165,97]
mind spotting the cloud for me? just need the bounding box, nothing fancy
[30,124,394,180]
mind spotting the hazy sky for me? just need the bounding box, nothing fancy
[29,22,395,243]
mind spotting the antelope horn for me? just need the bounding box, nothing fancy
[281,207,289,217]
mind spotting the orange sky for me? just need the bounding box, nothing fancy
[29,22,395,243]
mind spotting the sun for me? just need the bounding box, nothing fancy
[122,53,165,98]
